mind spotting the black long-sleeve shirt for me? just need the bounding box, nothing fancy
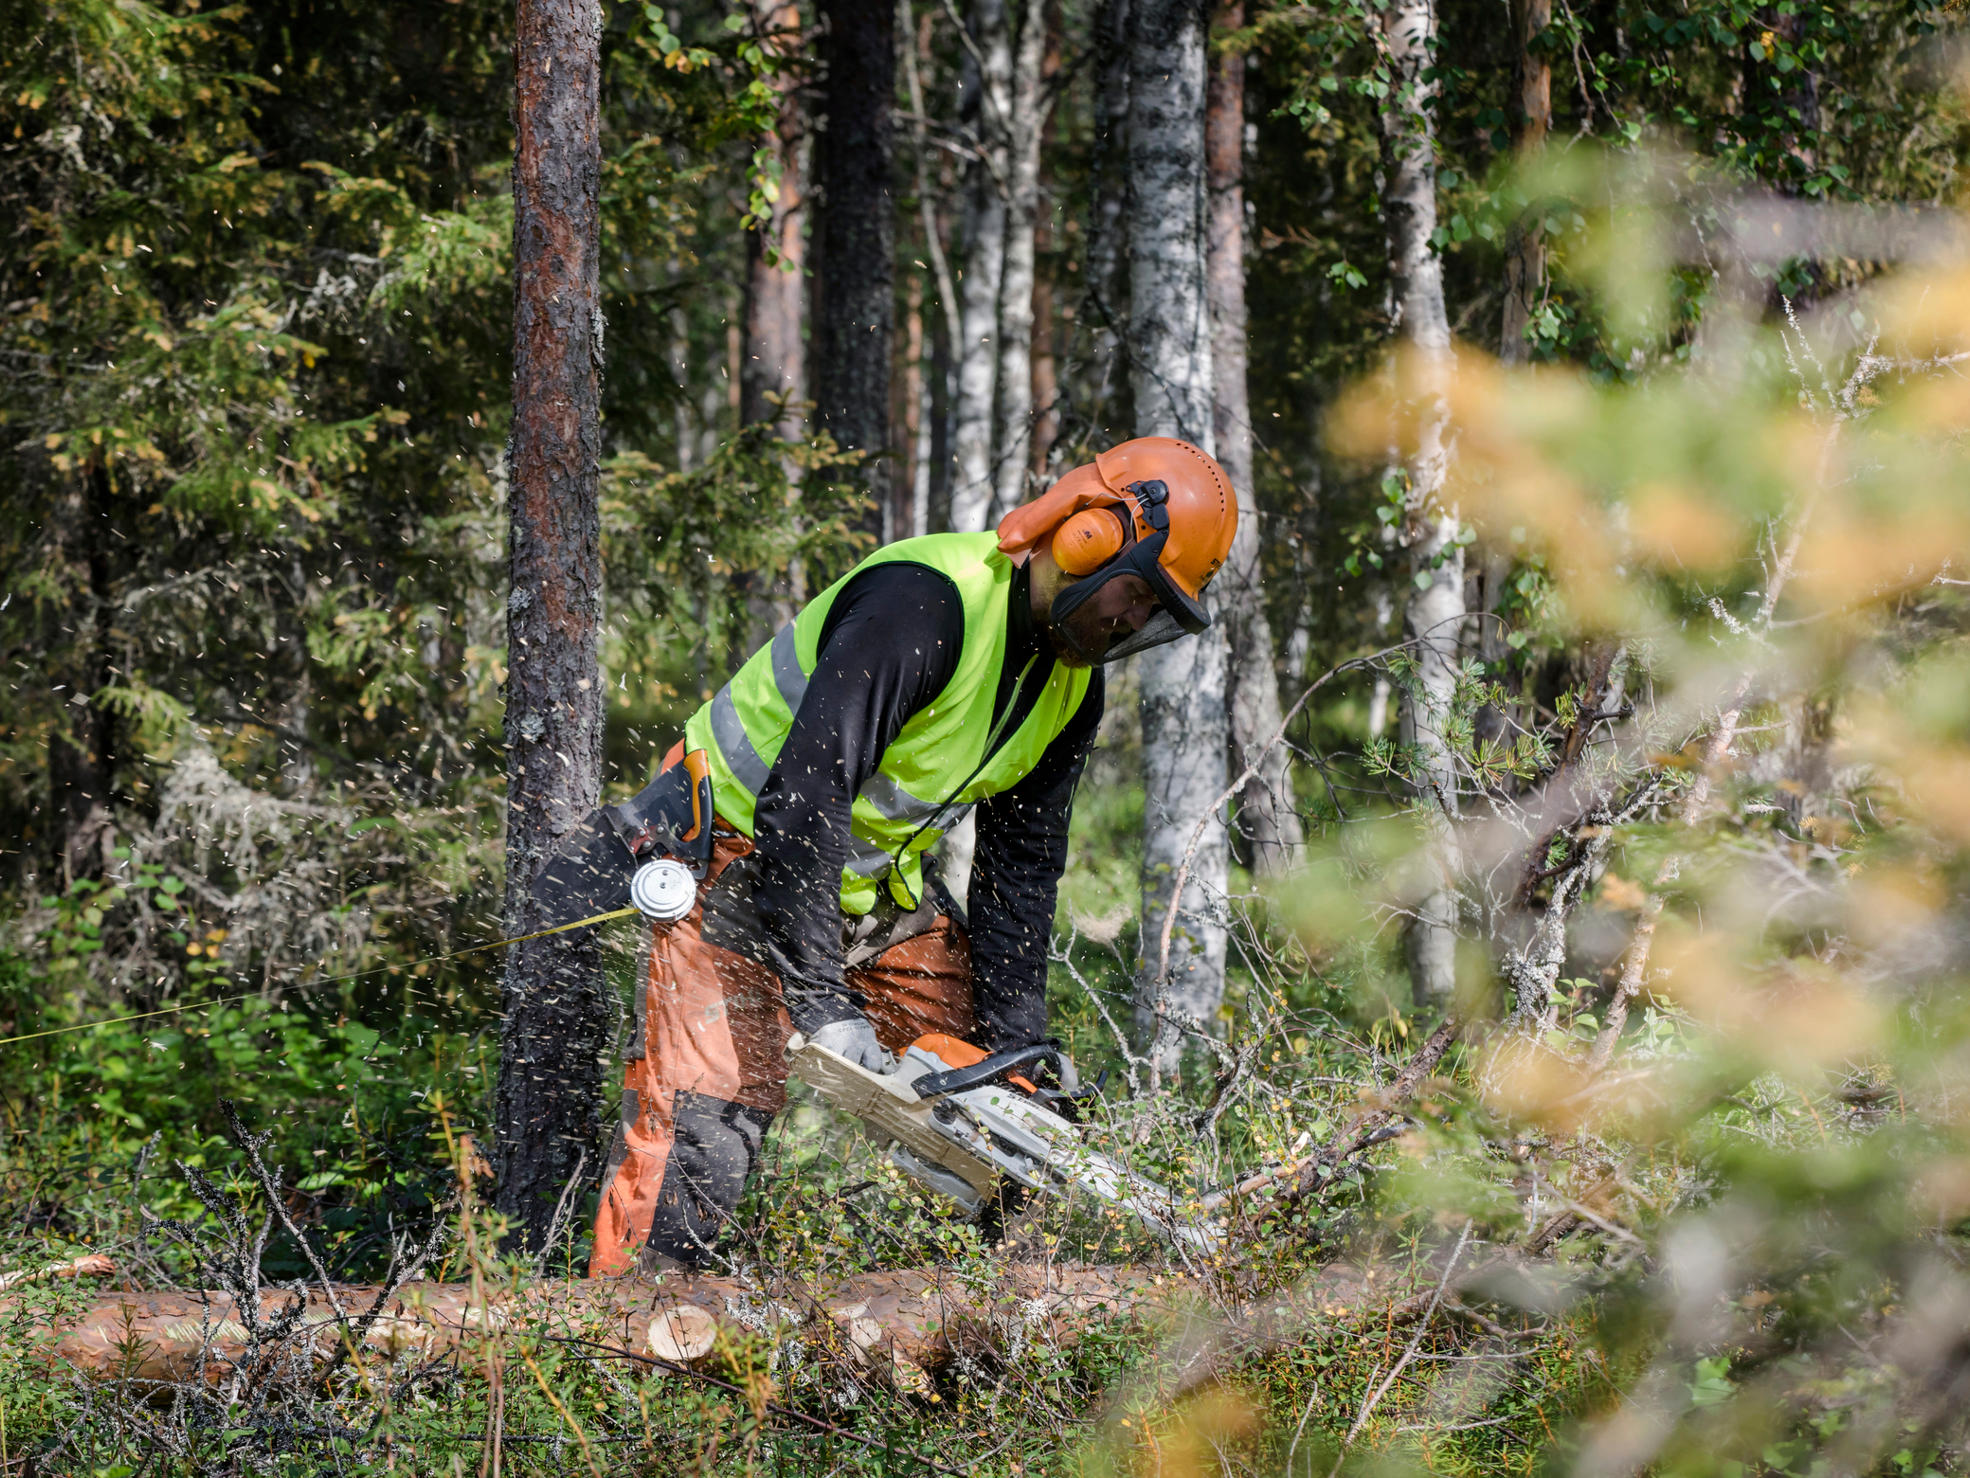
[736,559,1102,1049]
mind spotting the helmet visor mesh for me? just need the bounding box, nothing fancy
[1094,608,1190,662]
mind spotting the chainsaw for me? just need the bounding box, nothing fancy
[788,1030,1220,1255]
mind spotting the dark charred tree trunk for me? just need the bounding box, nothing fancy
[49,463,119,886]
[813,0,897,533]
[1080,0,1132,443]
[741,0,807,439]
[1500,0,1550,368]
[497,0,609,1256]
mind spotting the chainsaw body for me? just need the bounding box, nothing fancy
[788,1032,1218,1255]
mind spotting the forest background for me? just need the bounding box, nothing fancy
[5,0,1970,1472]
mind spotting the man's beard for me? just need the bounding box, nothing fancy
[1045,617,1104,669]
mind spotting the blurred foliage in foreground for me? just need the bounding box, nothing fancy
[4,0,1970,1467]
[8,162,1970,1473]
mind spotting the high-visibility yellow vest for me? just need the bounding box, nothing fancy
[682,532,1095,914]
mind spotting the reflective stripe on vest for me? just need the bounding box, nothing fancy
[680,532,1092,914]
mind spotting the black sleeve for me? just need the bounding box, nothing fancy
[965,670,1105,1050]
[742,563,964,1034]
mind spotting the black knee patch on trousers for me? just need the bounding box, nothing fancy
[644,1090,772,1267]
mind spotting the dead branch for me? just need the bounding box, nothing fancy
[1327,1222,1472,1477]
[1209,1016,1459,1215]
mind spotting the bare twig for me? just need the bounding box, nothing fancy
[1326,1222,1473,1476]
[1249,1016,1460,1212]
[220,1099,351,1327]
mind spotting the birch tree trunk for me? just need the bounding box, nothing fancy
[1207,0,1302,876]
[813,0,896,529]
[989,0,1051,521]
[1080,0,1132,441]
[948,0,1011,532]
[741,0,807,442]
[1379,0,1463,1011]
[498,0,609,1253]
[1127,0,1227,1075]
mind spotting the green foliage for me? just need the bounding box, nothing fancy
[2,0,1969,1472]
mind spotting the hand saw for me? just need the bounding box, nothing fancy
[788,1031,1220,1255]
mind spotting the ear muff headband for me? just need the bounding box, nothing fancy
[1051,507,1127,575]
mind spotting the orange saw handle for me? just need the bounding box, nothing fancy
[680,747,713,847]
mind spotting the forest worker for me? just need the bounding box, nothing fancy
[540,435,1237,1276]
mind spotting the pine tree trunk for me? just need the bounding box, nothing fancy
[813,0,897,529]
[498,0,609,1254]
[989,0,1051,520]
[1127,0,1227,1075]
[1030,245,1059,475]
[741,0,807,441]
[1207,0,1301,876]
[948,0,1011,532]
[1081,0,1131,441]
[894,270,925,538]
[1379,0,1463,1011]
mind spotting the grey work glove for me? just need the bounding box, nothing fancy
[1052,1047,1082,1096]
[806,1015,895,1074]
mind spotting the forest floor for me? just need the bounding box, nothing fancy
[0,959,1620,1477]
[0,785,1766,1475]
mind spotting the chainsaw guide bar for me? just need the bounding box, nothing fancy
[788,1034,1220,1254]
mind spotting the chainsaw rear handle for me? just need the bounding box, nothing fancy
[912,1044,1064,1103]
[609,747,716,870]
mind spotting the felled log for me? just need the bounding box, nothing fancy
[24,1261,1212,1391]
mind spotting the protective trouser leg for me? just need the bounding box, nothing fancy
[849,912,977,1053]
[591,806,981,1274]
[592,824,790,1276]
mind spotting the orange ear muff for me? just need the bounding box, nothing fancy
[1051,507,1126,575]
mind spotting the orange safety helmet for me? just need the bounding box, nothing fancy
[998,437,1238,661]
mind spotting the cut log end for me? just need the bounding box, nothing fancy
[646,1302,719,1364]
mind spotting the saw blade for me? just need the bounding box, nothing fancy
[786,1034,1001,1196]
[791,1036,1221,1253]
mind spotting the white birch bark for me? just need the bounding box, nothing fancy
[1379,0,1464,1009]
[1127,0,1227,1074]
[1207,0,1302,875]
[948,0,1012,533]
[988,0,1051,521]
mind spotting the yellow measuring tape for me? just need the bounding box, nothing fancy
[0,905,641,1049]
